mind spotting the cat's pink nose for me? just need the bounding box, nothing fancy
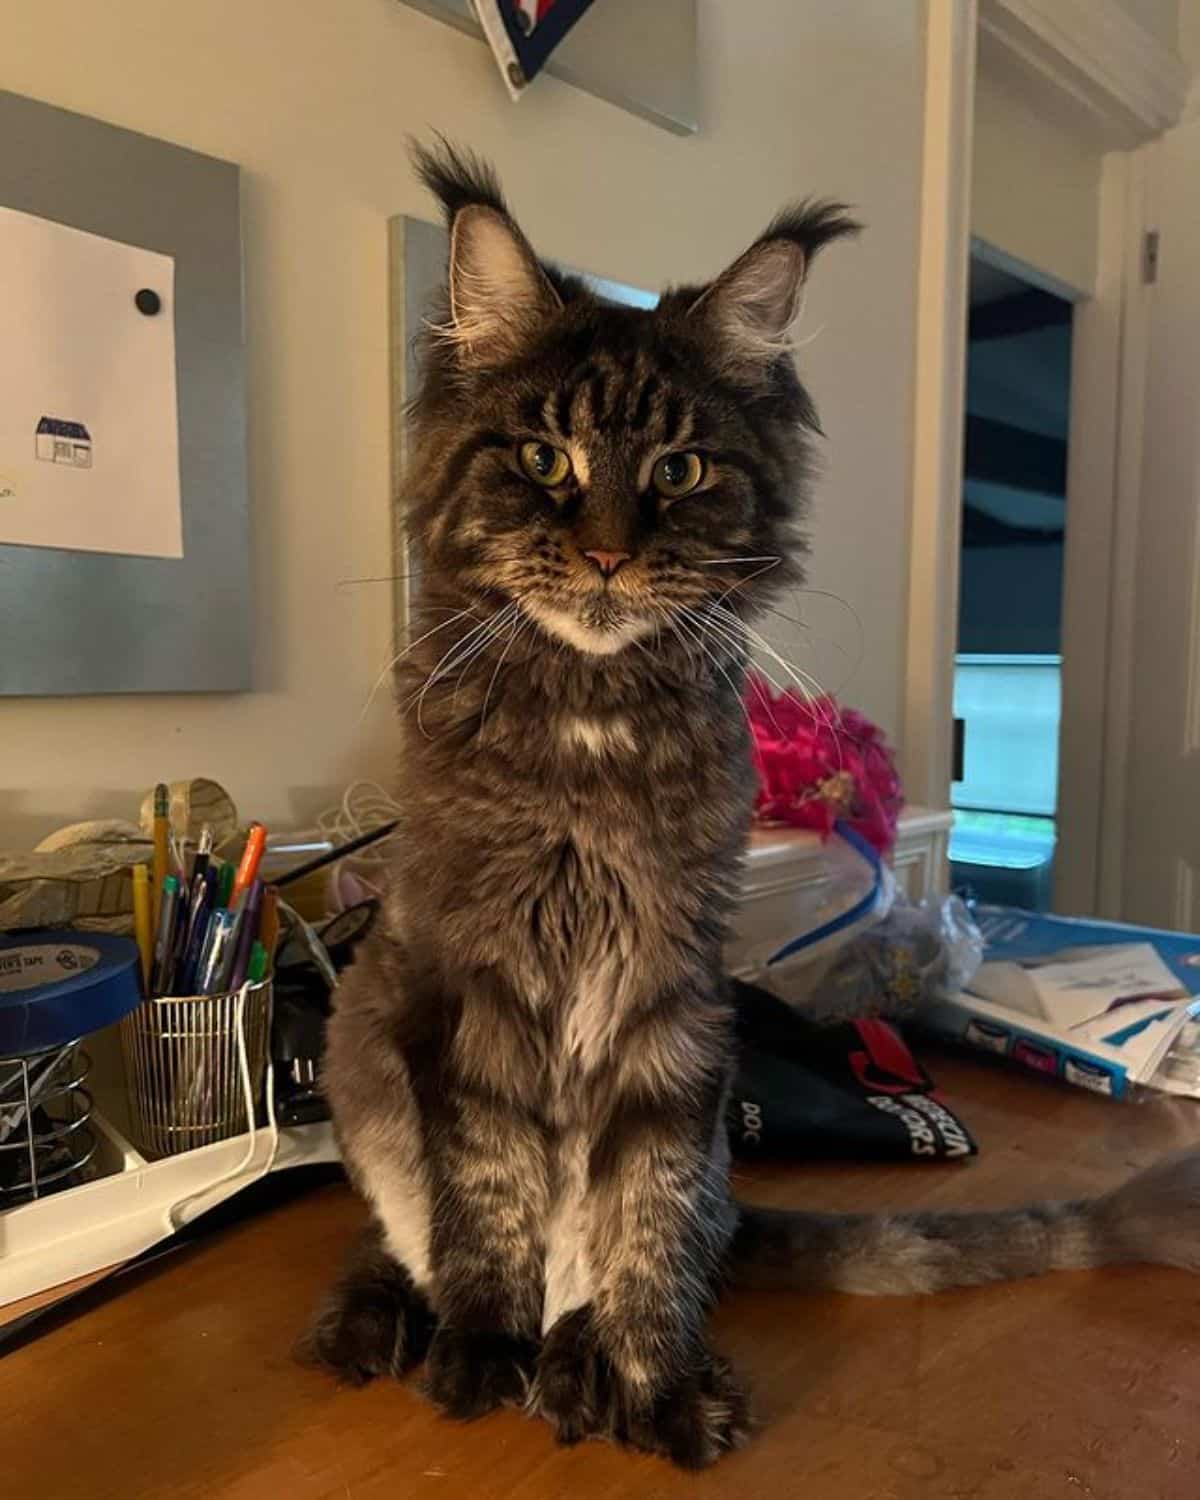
[583,549,632,578]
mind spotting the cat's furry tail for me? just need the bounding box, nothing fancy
[728,1150,1200,1294]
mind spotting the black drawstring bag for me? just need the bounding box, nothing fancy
[727,978,976,1162]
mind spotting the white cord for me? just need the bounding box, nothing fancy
[316,780,403,867]
[167,981,279,1231]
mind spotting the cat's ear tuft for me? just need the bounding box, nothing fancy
[689,199,860,374]
[411,137,561,366]
[411,135,509,222]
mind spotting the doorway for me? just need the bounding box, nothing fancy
[950,253,1074,910]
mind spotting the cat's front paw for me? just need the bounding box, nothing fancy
[636,1352,752,1469]
[299,1237,434,1386]
[535,1306,751,1468]
[535,1306,611,1445]
[425,1326,538,1420]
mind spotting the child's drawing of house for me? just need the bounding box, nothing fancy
[35,416,92,468]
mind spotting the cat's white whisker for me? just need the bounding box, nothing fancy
[407,604,517,735]
[450,601,525,707]
[361,608,480,723]
[710,606,847,768]
[682,607,788,740]
[712,557,783,610]
[668,609,758,742]
[477,608,531,741]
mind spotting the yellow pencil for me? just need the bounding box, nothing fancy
[152,782,169,929]
[132,863,153,992]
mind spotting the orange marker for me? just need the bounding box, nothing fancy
[230,821,267,909]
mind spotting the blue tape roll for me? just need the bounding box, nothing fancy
[0,930,141,1057]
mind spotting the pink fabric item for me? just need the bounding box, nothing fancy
[745,674,904,855]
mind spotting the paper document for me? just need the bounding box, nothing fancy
[922,908,1200,1099]
[1028,944,1187,1035]
[0,205,182,558]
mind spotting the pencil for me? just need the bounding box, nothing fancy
[132,864,153,993]
[152,783,169,930]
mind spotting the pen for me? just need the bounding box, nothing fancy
[192,823,213,884]
[217,860,235,910]
[176,864,217,996]
[169,829,187,883]
[229,878,264,989]
[231,822,267,909]
[196,908,240,995]
[150,873,180,996]
[152,783,169,929]
[132,864,153,992]
[275,820,398,888]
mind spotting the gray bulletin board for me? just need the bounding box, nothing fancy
[0,90,250,696]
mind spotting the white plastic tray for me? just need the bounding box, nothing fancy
[0,1113,337,1308]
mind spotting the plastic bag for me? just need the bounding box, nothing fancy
[739,825,895,990]
[760,893,984,1025]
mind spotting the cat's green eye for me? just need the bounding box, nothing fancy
[652,451,706,499]
[519,440,571,487]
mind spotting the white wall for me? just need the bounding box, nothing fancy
[1180,0,1200,63]
[971,65,1103,295]
[1114,0,1181,49]
[0,0,925,846]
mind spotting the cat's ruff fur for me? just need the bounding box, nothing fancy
[306,143,1200,1469]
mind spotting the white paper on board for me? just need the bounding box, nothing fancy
[0,205,183,559]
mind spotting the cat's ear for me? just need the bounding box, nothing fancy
[447,205,561,363]
[688,200,860,374]
[411,137,560,365]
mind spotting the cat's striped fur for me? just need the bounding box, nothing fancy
[306,143,1200,1468]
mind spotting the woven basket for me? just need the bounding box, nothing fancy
[119,982,271,1159]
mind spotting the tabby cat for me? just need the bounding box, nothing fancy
[307,144,1200,1468]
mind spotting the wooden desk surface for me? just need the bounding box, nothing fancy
[5,1052,1200,1500]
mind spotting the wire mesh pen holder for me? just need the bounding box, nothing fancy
[0,1041,96,1203]
[119,981,272,1159]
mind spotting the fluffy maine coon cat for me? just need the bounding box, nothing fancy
[307,144,1200,1468]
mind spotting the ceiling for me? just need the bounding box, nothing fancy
[963,253,1073,539]
[969,259,1029,306]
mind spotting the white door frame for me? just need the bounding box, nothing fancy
[1056,146,1159,917]
[905,0,1188,913]
[902,0,977,813]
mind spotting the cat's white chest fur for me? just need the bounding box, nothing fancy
[541,1126,593,1331]
[541,956,630,1329]
[559,714,636,757]
[561,955,628,1073]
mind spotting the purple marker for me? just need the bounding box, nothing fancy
[228,877,264,989]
